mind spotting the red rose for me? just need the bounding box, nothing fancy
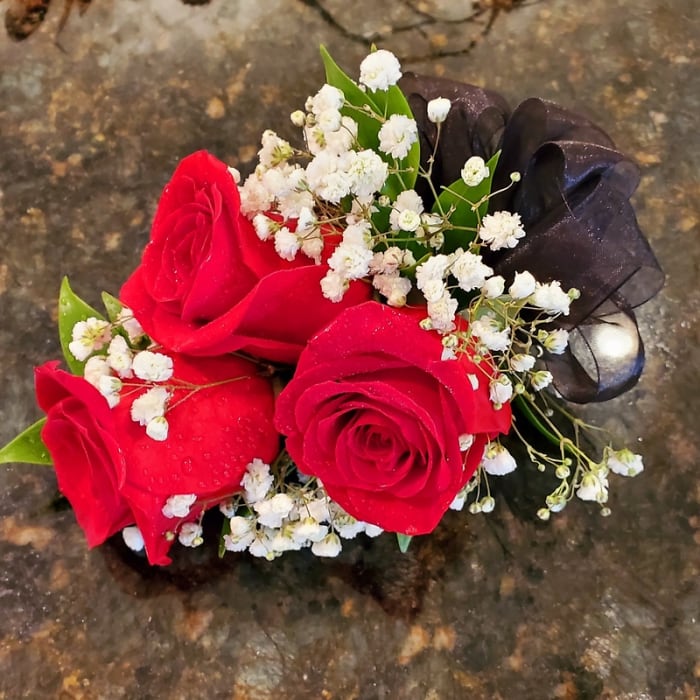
[35,352,278,565]
[274,302,512,535]
[120,150,370,363]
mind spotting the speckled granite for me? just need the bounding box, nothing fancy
[0,1,698,698]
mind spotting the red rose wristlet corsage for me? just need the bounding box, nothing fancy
[0,47,662,565]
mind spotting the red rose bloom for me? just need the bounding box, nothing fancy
[35,352,279,565]
[120,150,370,363]
[274,302,512,535]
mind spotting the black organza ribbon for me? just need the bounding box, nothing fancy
[400,73,664,403]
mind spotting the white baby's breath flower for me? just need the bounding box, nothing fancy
[372,273,412,307]
[306,115,357,156]
[68,317,112,361]
[421,278,448,303]
[393,189,424,216]
[228,166,241,184]
[300,230,324,263]
[132,350,173,382]
[162,494,197,519]
[122,526,145,552]
[330,505,366,539]
[511,353,536,372]
[239,173,273,216]
[270,527,305,553]
[301,498,331,523]
[291,517,328,544]
[378,114,418,160]
[481,442,517,475]
[254,493,295,529]
[248,528,277,560]
[461,156,490,187]
[106,335,133,378]
[308,83,345,115]
[290,109,306,127]
[607,449,644,476]
[459,434,475,451]
[415,254,450,291]
[342,220,372,247]
[83,355,111,388]
[311,532,343,557]
[359,49,402,91]
[316,108,342,133]
[470,314,511,352]
[451,249,493,291]
[427,292,458,332]
[305,151,353,203]
[274,227,300,261]
[576,471,609,502]
[543,328,570,354]
[508,271,537,299]
[219,500,236,518]
[397,209,422,232]
[328,241,373,280]
[321,270,349,302]
[146,416,169,441]
[258,129,293,169]
[253,213,275,241]
[97,374,122,398]
[131,386,169,426]
[241,459,274,504]
[531,370,553,392]
[481,275,505,299]
[427,97,451,124]
[390,190,425,233]
[178,522,204,548]
[224,516,257,551]
[347,149,388,197]
[531,281,571,315]
[116,308,145,343]
[478,211,526,251]
[449,487,468,511]
[489,375,513,407]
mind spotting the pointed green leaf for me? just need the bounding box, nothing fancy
[396,533,413,553]
[433,151,501,253]
[58,277,106,375]
[513,396,565,451]
[0,418,52,465]
[101,291,123,322]
[218,515,232,558]
[320,45,381,151]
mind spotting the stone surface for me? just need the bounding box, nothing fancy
[0,0,698,698]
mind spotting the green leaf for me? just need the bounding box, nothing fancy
[396,533,413,553]
[101,291,123,322]
[320,45,381,151]
[58,277,106,375]
[218,515,232,558]
[0,418,52,465]
[513,396,562,450]
[433,151,501,254]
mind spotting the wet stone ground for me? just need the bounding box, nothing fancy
[0,0,698,698]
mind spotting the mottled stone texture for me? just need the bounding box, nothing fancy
[0,1,698,698]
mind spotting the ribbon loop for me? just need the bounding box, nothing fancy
[400,73,664,403]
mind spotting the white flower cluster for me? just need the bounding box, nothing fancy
[237,48,644,533]
[220,459,382,560]
[70,310,178,442]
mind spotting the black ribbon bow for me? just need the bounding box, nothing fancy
[400,73,664,403]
